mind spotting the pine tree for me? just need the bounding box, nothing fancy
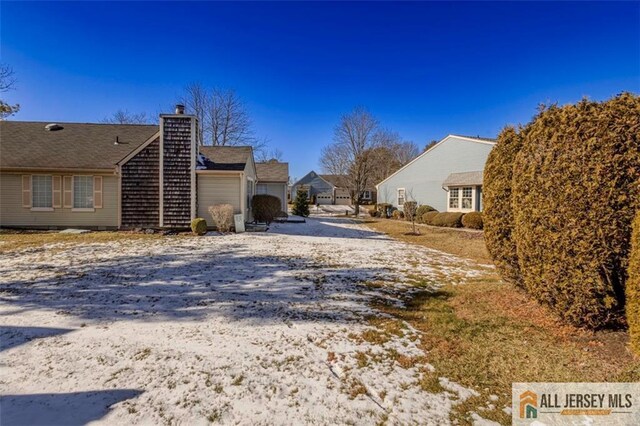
[292,190,310,217]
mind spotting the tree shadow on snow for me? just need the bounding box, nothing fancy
[0,243,394,324]
[0,389,142,426]
[0,326,74,352]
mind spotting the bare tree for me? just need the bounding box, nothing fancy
[255,147,284,163]
[321,106,381,216]
[424,139,438,152]
[0,64,19,120]
[181,83,264,152]
[101,109,150,124]
[368,139,419,186]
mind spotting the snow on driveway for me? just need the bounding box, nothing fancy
[0,217,488,425]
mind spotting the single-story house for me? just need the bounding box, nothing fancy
[255,160,289,211]
[0,105,268,230]
[290,171,375,205]
[375,135,496,212]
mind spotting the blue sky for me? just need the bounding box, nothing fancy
[2,1,638,179]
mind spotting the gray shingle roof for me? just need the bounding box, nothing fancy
[443,171,484,187]
[319,174,347,187]
[256,161,288,182]
[198,146,252,171]
[0,121,159,170]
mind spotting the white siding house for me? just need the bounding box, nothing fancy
[375,135,495,212]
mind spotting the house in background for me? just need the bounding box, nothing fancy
[0,105,264,230]
[290,171,375,205]
[256,160,289,211]
[376,135,495,212]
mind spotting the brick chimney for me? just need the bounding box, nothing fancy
[159,105,197,228]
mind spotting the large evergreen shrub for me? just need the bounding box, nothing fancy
[483,126,524,286]
[627,211,640,355]
[511,93,640,328]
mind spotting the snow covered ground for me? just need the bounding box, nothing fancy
[0,217,494,425]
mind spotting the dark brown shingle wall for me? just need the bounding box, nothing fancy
[162,117,193,227]
[121,138,160,228]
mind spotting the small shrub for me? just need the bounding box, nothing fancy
[252,194,281,225]
[392,210,405,220]
[190,218,208,235]
[292,190,310,217]
[627,211,640,355]
[431,212,464,228]
[416,205,437,222]
[368,208,379,218]
[377,203,392,218]
[208,204,234,232]
[462,212,483,230]
[276,210,289,219]
[403,201,418,221]
[422,211,439,225]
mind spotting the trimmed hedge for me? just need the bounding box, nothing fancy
[511,93,640,328]
[627,211,640,355]
[252,194,281,225]
[392,210,405,220]
[462,212,483,230]
[431,212,464,228]
[190,218,208,235]
[416,205,437,222]
[369,208,379,218]
[483,126,523,286]
[377,203,393,218]
[422,211,439,225]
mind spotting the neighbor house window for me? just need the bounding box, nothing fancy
[362,190,371,199]
[73,176,94,209]
[397,188,405,206]
[257,184,268,195]
[32,175,52,208]
[449,188,459,209]
[462,187,473,209]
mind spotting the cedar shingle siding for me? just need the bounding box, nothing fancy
[121,138,160,228]
[162,117,193,227]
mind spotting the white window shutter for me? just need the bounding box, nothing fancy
[52,176,62,208]
[63,176,73,208]
[22,175,31,208]
[93,176,103,208]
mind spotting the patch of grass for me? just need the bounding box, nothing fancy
[0,230,161,253]
[231,374,244,386]
[371,279,640,425]
[362,218,490,263]
[343,377,368,399]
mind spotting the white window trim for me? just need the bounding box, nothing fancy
[447,185,476,213]
[31,174,53,210]
[362,190,371,200]
[72,175,94,210]
[397,188,406,207]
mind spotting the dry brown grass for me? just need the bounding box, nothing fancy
[359,220,639,424]
[0,230,163,254]
[362,218,491,263]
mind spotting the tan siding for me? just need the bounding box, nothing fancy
[0,173,119,228]
[196,175,241,221]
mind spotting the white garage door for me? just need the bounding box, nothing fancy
[317,193,333,205]
[335,195,351,205]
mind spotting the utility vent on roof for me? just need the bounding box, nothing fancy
[45,123,63,131]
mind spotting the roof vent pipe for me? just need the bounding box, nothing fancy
[175,104,185,115]
[45,123,63,131]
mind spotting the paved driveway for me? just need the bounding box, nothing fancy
[0,217,488,425]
